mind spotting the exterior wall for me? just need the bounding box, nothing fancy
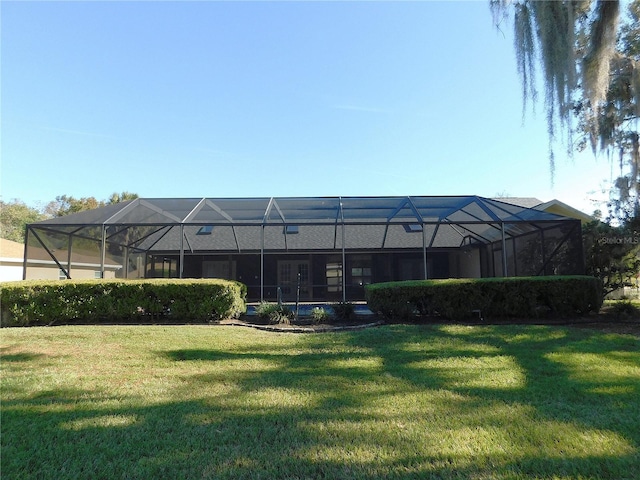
[24,265,117,280]
[0,240,27,281]
[25,266,61,280]
[71,268,117,280]
[0,262,24,281]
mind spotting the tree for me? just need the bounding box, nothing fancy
[1,193,139,243]
[575,1,640,224]
[43,192,139,217]
[491,0,637,179]
[583,219,640,295]
[107,191,139,205]
[43,195,102,218]
[0,200,46,243]
[493,1,640,296]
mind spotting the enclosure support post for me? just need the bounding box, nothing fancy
[144,252,149,279]
[341,223,346,303]
[22,227,30,280]
[501,222,508,277]
[422,223,428,280]
[67,234,73,278]
[179,225,185,279]
[260,225,265,302]
[100,225,107,279]
[540,229,546,275]
[123,246,129,279]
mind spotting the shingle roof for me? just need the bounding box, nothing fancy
[0,238,25,259]
[492,197,543,209]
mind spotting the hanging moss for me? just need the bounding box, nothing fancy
[583,0,620,109]
[492,0,624,180]
[512,3,538,113]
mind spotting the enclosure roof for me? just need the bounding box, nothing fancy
[32,195,570,226]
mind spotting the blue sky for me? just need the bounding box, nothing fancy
[1,1,614,214]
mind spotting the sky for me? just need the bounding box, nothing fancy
[1,0,617,215]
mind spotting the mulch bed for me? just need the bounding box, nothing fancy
[223,312,640,336]
[220,318,385,333]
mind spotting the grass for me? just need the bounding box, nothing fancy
[1,324,639,479]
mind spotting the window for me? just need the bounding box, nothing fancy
[280,263,292,283]
[350,256,372,286]
[284,225,299,234]
[94,271,103,279]
[404,224,423,232]
[326,262,342,292]
[203,260,236,279]
[197,225,214,235]
[351,267,372,286]
[58,269,67,280]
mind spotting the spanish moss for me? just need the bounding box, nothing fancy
[583,0,620,110]
[491,0,623,181]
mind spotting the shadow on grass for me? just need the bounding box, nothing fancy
[0,351,45,362]
[2,325,639,479]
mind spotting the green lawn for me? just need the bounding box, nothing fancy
[1,324,639,479]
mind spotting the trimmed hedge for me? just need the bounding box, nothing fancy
[365,276,603,320]
[0,279,247,327]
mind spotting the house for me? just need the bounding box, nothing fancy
[496,197,594,223]
[24,196,585,302]
[0,238,121,281]
[0,239,27,281]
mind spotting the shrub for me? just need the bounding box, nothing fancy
[310,306,331,323]
[331,302,356,322]
[608,299,640,318]
[0,279,247,327]
[365,276,603,320]
[254,302,294,325]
